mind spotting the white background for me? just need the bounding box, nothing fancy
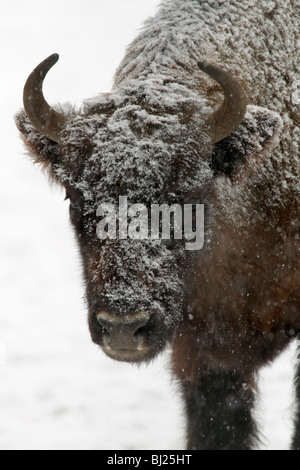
[0,0,297,450]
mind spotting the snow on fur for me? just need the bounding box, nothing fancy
[16,0,300,328]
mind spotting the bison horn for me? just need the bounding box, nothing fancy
[198,61,247,144]
[23,54,68,143]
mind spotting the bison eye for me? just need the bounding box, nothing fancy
[69,200,82,223]
[65,190,82,225]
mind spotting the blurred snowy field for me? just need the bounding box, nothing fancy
[0,0,298,450]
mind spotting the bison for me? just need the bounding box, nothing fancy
[15,0,300,450]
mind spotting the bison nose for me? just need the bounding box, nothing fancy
[96,311,151,350]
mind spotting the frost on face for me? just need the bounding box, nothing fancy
[51,84,213,326]
[96,239,184,326]
[292,80,300,106]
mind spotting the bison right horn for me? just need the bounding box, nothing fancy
[23,53,68,144]
[198,61,248,144]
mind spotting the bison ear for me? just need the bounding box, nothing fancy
[15,110,62,183]
[211,105,283,176]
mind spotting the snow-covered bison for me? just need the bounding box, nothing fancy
[16,0,300,450]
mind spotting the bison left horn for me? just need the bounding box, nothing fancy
[198,61,248,143]
[23,54,68,143]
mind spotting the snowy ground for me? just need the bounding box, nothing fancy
[0,0,298,450]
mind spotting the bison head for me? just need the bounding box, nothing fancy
[15,54,282,363]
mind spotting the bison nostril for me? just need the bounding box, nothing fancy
[99,324,110,337]
[96,311,151,350]
[134,320,151,337]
